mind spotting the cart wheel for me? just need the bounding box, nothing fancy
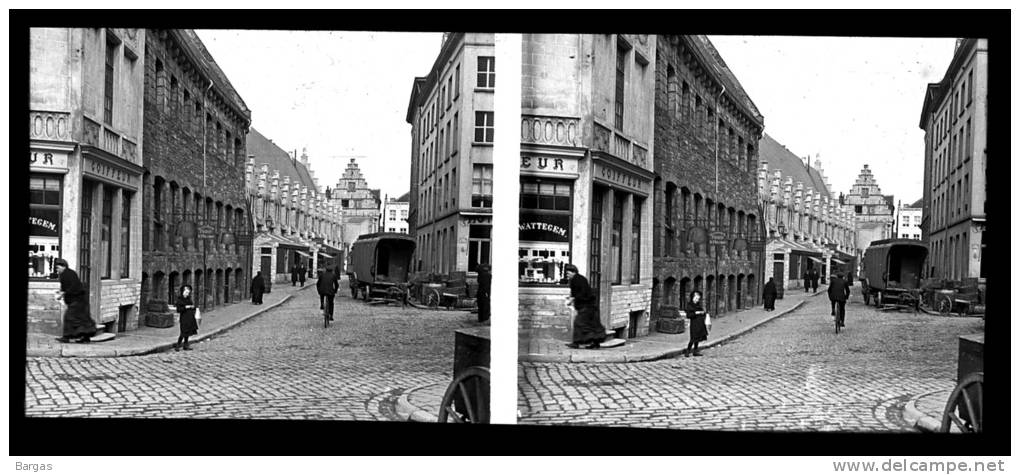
[935,294,953,316]
[438,366,490,423]
[386,286,404,303]
[940,372,983,433]
[874,291,883,307]
[425,288,441,309]
[362,284,372,301]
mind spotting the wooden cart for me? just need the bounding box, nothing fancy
[940,334,983,433]
[345,233,415,305]
[860,239,928,312]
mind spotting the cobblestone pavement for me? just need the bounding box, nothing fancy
[25,280,481,420]
[518,293,983,431]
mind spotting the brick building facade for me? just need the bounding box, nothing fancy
[518,34,656,341]
[28,28,146,335]
[651,35,765,326]
[139,29,253,327]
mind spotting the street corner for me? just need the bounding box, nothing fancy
[569,351,627,364]
[902,388,951,432]
[394,382,444,423]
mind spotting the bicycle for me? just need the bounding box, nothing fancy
[324,306,330,328]
[834,300,845,334]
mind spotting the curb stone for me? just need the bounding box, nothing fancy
[902,390,944,432]
[394,382,442,423]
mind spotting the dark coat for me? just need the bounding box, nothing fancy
[763,280,778,298]
[251,274,265,294]
[318,270,339,296]
[828,276,851,302]
[176,295,198,337]
[685,300,708,343]
[59,268,97,339]
[569,274,604,344]
[477,269,492,297]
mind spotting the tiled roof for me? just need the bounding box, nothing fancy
[759,133,830,197]
[395,191,410,202]
[246,127,318,192]
[687,36,764,125]
[175,30,250,121]
[909,198,923,208]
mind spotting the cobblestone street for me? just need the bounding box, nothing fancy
[25,279,479,421]
[518,292,983,431]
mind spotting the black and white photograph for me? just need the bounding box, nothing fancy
[24,28,493,424]
[515,33,990,433]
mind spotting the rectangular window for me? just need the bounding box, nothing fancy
[611,193,623,285]
[120,192,131,278]
[589,189,603,296]
[474,111,494,143]
[631,198,641,284]
[968,70,974,104]
[445,121,452,160]
[104,41,116,125]
[472,164,493,208]
[101,187,114,279]
[447,76,453,108]
[615,45,626,130]
[468,224,492,272]
[452,112,459,155]
[695,96,703,139]
[455,63,461,98]
[29,174,63,279]
[477,56,495,88]
[519,177,573,285]
[681,81,690,123]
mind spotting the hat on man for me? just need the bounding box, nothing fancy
[54,258,69,268]
[564,264,579,273]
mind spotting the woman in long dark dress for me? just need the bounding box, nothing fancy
[564,264,605,349]
[684,290,709,357]
[762,277,778,311]
[174,285,198,351]
[250,272,265,304]
[54,258,97,343]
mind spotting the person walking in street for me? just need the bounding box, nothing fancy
[564,264,605,350]
[803,270,811,292]
[828,273,851,328]
[684,290,709,357]
[317,269,327,310]
[317,267,339,321]
[250,271,265,305]
[291,264,299,287]
[298,264,306,287]
[762,277,778,311]
[174,285,198,351]
[476,264,491,323]
[53,258,97,343]
[810,269,819,293]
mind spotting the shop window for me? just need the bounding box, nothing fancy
[472,164,493,207]
[468,224,491,272]
[121,192,132,278]
[101,187,114,279]
[519,177,573,285]
[29,174,63,279]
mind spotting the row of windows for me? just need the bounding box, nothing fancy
[934,68,975,147]
[930,231,981,280]
[148,177,246,254]
[418,110,495,188]
[932,118,973,192]
[419,56,494,146]
[664,62,757,174]
[931,173,971,231]
[415,224,491,274]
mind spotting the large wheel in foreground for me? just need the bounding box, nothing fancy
[438,366,490,423]
[940,372,983,433]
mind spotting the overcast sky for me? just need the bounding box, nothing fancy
[196,30,443,201]
[195,31,958,208]
[708,35,958,206]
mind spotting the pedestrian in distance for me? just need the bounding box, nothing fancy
[762,277,778,311]
[803,270,811,292]
[317,269,327,310]
[317,267,339,321]
[476,264,491,323]
[250,271,265,305]
[298,264,306,287]
[684,290,710,357]
[810,269,819,293]
[174,285,198,351]
[291,264,299,287]
[828,273,851,328]
[563,264,605,350]
[53,258,97,344]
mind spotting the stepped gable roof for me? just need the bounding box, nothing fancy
[759,133,830,197]
[175,30,250,122]
[687,35,764,126]
[246,127,317,193]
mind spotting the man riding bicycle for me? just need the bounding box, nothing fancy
[828,273,851,328]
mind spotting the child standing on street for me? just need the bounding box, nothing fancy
[174,285,199,351]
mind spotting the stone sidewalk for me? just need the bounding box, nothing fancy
[395,382,446,422]
[26,281,316,357]
[519,287,828,363]
[902,387,954,432]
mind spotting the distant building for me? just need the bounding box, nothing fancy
[381,193,410,234]
[844,164,895,254]
[895,199,923,240]
[652,35,765,327]
[246,131,344,285]
[332,158,381,263]
[140,29,252,328]
[758,135,857,295]
[919,38,987,280]
[28,28,147,335]
[518,34,656,341]
[406,33,495,275]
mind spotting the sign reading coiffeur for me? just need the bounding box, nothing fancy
[29,150,68,171]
